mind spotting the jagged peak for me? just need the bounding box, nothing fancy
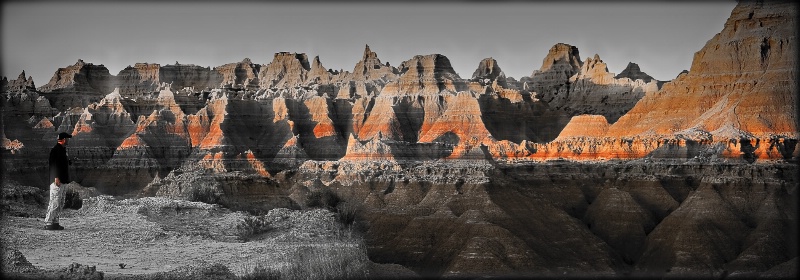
[535,43,582,74]
[472,57,504,81]
[241,57,252,64]
[614,62,655,83]
[363,44,374,60]
[582,54,609,73]
[352,45,395,81]
[623,62,639,70]
[17,71,26,80]
[272,52,311,70]
[312,56,323,67]
[479,57,496,68]
[75,59,86,66]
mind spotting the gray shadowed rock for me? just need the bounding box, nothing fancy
[614,62,656,83]
[2,249,104,280]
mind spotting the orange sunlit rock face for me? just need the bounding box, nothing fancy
[607,1,796,141]
[514,1,797,162]
[483,139,532,159]
[555,115,609,140]
[34,118,54,129]
[71,114,94,135]
[419,92,492,142]
[358,97,402,141]
[418,92,493,159]
[199,152,226,173]
[527,139,648,161]
[198,97,228,149]
[118,134,145,150]
[241,150,271,177]
[186,108,211,148]
[304,97,338,138]
[199,119,225,150]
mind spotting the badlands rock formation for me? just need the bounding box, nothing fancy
[37,60,115,110]
[527,0,798,162]
[38,59,115,95]
[614,62,657,83]
[526,45,660,123]
[471,57,506,83]
[0,1,797,277]
[215,58,260,90]
[2,0,796,189]
[611,1,797,139]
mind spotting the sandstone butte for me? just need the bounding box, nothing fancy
[528,0,797,162]
[1,1,797,185]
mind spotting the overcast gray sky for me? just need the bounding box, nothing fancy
[2,1,737,85]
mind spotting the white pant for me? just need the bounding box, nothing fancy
[44,183,65,225]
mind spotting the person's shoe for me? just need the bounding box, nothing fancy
[44,224,64,230]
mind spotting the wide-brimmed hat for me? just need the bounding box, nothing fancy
[57,132,72,140]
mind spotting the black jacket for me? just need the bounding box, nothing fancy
[49,143,69,183]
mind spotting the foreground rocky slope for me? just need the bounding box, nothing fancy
[285,155,797,277]
[1,181,416,280]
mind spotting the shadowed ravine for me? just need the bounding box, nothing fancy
[286,162,797,277]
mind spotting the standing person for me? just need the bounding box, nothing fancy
[44,132,71,230]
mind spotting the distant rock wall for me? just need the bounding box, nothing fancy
[2,1,796,192]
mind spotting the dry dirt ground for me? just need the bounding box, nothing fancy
[1,182,416,279]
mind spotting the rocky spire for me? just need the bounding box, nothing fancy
[381,54,463,96]
[5,70,36,91]
[258,52,311,89]
[307,55,332,85]
[363,44,373,60]
[306,56,331,84]
[471,57,506,82]
[578,54,611,79]
[534,43,582,76]
[312,56,324,69]
[614,62,655,83]
[353,44,395,81]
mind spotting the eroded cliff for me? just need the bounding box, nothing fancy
[1,1,797,277]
